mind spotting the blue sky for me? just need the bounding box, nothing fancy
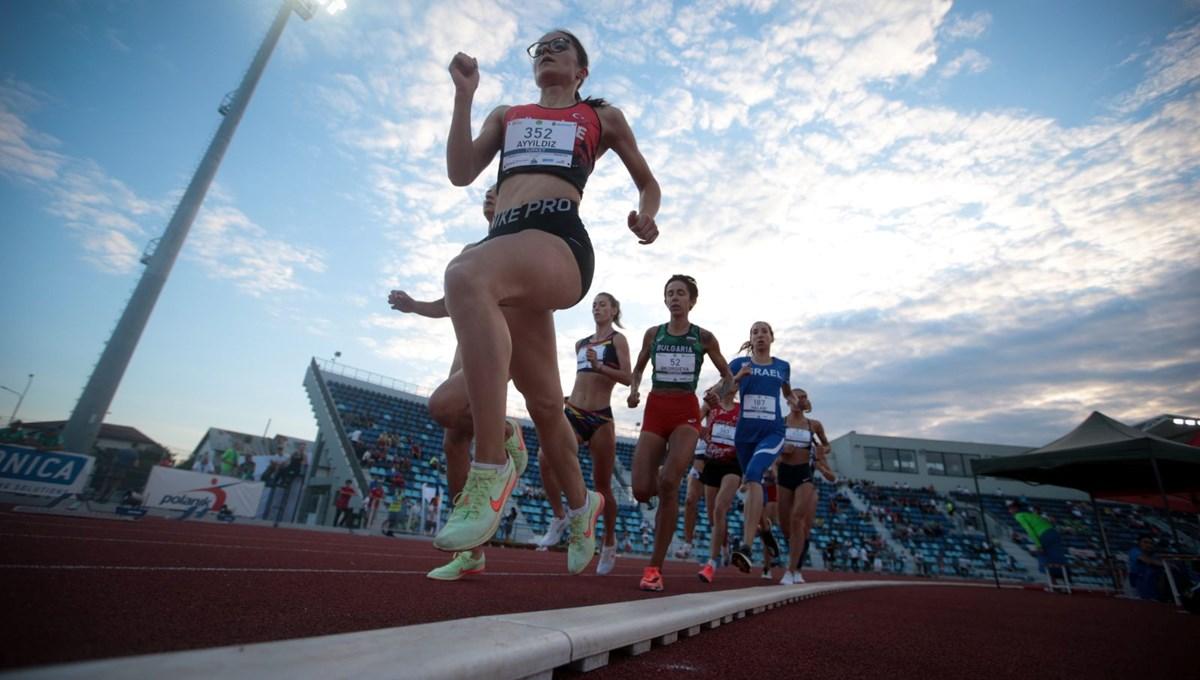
[2,0,1198,456]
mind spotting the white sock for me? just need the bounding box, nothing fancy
[568,499,591,518]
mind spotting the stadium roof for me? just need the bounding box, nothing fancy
[1131,413,1200,446]
[970,411,1200,511]
[18,420,163,449]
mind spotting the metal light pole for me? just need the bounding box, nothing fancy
[0,374,34,425]
[61,0,326,453]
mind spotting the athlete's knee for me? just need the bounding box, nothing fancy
[743,459,771,485]
[429,388,470,430]
[524,395,566,428]
[443,258,492,307]
[633,484,655,503]
[656,475,680,499]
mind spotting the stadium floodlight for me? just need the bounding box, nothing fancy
[61,1,336,453]
[1187,419,1197,427]
[1174,418,1185,425]
[292,0,346,20]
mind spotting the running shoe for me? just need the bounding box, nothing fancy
[567,491,603,574]
[731,546,753,573]
[761,567,773,580]
[503,418,528,476]
[675,541,693,559]
[780,570,795,585]
[596,542,617,575]
[426,550,485,581]
[536,514,569,548]
[432,459,516,552]
[640,566,664,591]
[794,571,806,584]
[698,562,716,583]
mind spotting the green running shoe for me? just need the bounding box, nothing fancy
[426,550,485,581]
[432,458,516,552]
[567,490,604,575]
[504,418,528,476]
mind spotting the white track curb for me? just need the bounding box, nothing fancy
[10,580,960,679]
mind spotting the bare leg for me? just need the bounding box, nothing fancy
[776,485,795,544]
[538,449,566,518]
[443,231,579,467]
[504,306,586,510]
[650,426,699,568]
[631,431,667,504]
[589,423,619,547]
[706,473,741,563]
[682,464,702,546]
[428,369,473,498]
[742,480,764,552]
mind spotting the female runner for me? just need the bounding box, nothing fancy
[728,322,794,574]
[437,30,660,574]
[628,274,733,591]
[535,292,632,575]
[695,384,741,583]
[777,388,831,584]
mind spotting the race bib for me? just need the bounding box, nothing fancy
[743,394,777,420]
[502,118,577,171]
[654,351,695,383]
[711,423,736,446]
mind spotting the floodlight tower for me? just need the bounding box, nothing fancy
[62,0,340,452]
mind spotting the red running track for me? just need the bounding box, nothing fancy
[2,508,1195,676]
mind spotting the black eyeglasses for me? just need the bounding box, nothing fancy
[527,37,571,59]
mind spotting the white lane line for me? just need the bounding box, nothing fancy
[0,515,370,548]
[0,532,415,559]
[0,531,629,569]
[0,563,584,576]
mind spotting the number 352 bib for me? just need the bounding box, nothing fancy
[502,118,577,171]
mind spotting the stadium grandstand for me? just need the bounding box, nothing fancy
[298,358,1196,588]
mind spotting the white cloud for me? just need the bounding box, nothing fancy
[942,10,991,41]
[1117,21,1200,113]
[940,48,989,78]
[189,203,327,297]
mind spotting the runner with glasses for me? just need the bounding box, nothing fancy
[437,30,660,575]
[627,274,734,591]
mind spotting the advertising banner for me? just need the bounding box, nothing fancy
[0,444,95,497]
[144,466,264,516]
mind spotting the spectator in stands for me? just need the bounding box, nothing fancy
[368,483,384,526]
[220,447,239,476]
[239,454,255,480]
[195,452,214,474]
[348,490,366,529]
[499,505,518,542]
[383,496,404,537]
[404,498,419,533]
[619,532,634,554]
[1128,535,1168,600]
[284,449,305,481]
[1009,502,1069,583]
[334,480,355,527]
